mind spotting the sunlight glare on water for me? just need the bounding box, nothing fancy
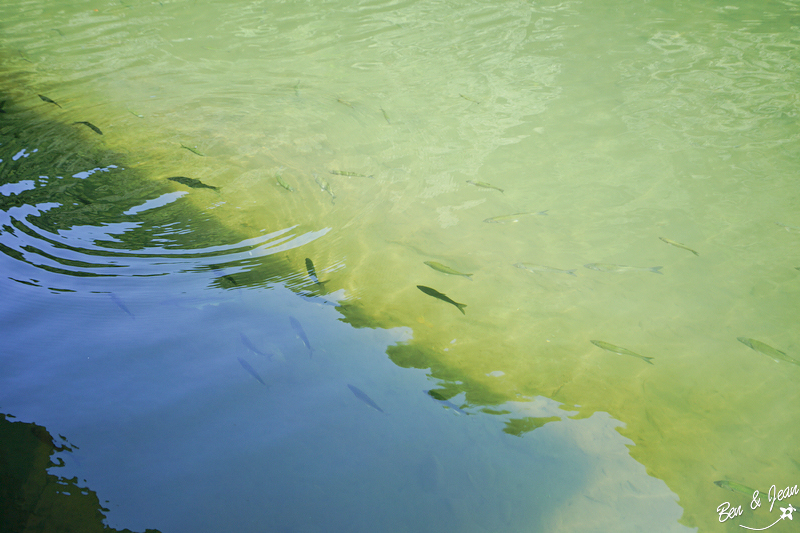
[1,0,799,531]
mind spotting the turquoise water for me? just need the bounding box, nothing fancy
[1,0,799,531]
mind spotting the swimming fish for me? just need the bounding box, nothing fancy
[237,357,266,386]
[38,94,61,108]
[289,316,312,357]
[314,174,336,203]
[109,292,134,319]
[0,100,6,113]
[180,144,205,156]
[590,340,654,365]
[276,174,294,192]
[425,390,467,415]
[347,384,384,413]
[714,480,764,498]
[737,337,799,366]
[305,258,327,287]
[167,176,218,190]
[515,263,577,276]
[466,180,503,193]
[329,170,373,179]
[776,222,800,233]
[584,263,663,274]
[424,261,472,280]
[73,121,103,135]
[459,94,480,104]
[659,237,698,256]
[417,285,466,315]
[483,211,548,223]
[337,98,354,108]
[380,107,391,124]
[240,333,271,359]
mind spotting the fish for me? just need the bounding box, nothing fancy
[126,107,143,118]
[466,180,503,193]
[776,222,800,232]
[38,94,62,108]
[240,333,272,359]
[347,384,384,413]
[515,263,577,276]
[483,211,548,223]
[417,285,466,315]
[659,237,698,256]
[584,263,663,274]
[329,170,373,179]
[167,176,218,190]
[108,292,134,319]
[459,93,480,104]
[0,100,6,113]
[424,261,473,280]
[337,98,354,108]
[590,340,654,365]
[380,107,391,124]
[314,174,336,203]
[305,258,327,287]
[737,337,799,366]
[180,144,205,156]
[73,121,103,135]
[237,357,266,386]
[425,390,467,415]
[289,316,312,357]
[276,174,294,192]
[714,480,764,498]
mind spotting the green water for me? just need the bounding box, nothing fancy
[2,0,799,531]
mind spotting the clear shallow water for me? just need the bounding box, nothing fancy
[1,0,799,531]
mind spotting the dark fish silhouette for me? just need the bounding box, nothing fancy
[425,390,467,414]
[237,357,266,386]
[417,285,466,315]
[109,292,134,319]
[289,316,312,357]
[167,176,218,190]
[240,333,271,359]
[347,384,384,413]
[38,94,61,108]
[305,258,327,287]
[0,100,6,113]
[73,121,103,135]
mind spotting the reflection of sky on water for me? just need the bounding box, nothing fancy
[0,266,692,532]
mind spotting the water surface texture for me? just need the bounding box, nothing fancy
[1,0,799,531]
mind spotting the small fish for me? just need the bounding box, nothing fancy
[329,170,373,179]
[314,174,336,203]
[276,174,294,192]
[659,237,698,256]
[167,176,218,190]
[380,107,391,124]
[590,340,654,365]
[425,390,467,415]
[38,94,61,108]
[776,222,800,233]
[714,480,764,498]
[109,292,134,319]
[289,316,312,357]
[737,337,799,366]
[584,263,663,274]
[417,285,466,315]
[347,384,384,413]
[240,333,271,359]
[515,263,577,276]
[237,357,266,386]
[126,107,143,118]
[459,93,480,104]
[305,258,327,287]
[180,144,205,156]
[337,98,354,108]
[424,261,472,280]
[73,121,103,135]
[275,174,294,192]
[466,180,503,193]
[0,100,6,113]
[483,211,548,223]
